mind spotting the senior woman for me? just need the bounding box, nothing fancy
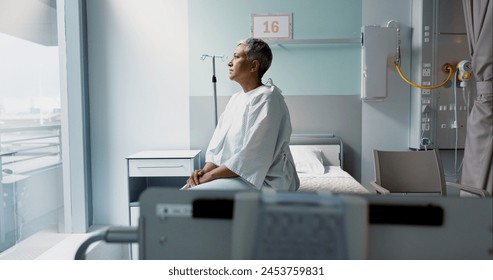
[185,37,299,192]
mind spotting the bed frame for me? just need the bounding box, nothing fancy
[290,133,368,194]
[290,133,344,168]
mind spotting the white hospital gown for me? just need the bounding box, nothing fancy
[205,85,300,191]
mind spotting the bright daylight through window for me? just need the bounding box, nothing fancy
[0,1,64,255]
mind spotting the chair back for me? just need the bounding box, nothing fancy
[373,149,447,194]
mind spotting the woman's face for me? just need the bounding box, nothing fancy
[228,44,253,83]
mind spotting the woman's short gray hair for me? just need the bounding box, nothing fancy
[238,38,272,79]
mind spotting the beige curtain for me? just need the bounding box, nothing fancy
[461,0,493,194]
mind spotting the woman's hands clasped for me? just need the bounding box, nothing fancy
[186,169,205,188]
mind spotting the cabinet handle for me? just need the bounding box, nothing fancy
[138,165,185,169]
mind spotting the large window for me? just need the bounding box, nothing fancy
[0,1,63,254]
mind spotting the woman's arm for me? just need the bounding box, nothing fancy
[198,164,238,184]
[186,162,239,187]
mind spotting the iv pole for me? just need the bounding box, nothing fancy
[201,54,226,126]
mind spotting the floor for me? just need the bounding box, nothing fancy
[0,227,130,260]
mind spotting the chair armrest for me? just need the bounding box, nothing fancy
[446,181,491,197]
[370,181,390,195]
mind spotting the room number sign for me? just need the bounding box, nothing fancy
[251,14,292,39]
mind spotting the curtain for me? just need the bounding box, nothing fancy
[461,0,493,194]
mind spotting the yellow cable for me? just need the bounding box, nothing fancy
[394,62,454,90]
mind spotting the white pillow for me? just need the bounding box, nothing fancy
[289,145,325,174]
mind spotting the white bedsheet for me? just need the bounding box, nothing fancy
[297,166,368,193]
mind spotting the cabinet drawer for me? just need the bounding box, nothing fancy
[129,159,192,177]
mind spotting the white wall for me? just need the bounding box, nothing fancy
[86,0,190,225]
[361,0,412,189]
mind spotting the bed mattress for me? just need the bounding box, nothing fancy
[297,166,369,194]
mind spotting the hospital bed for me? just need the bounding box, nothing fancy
[290,134,368,194]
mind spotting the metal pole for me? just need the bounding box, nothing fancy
[212,56,218,126]
[201,54,225,127]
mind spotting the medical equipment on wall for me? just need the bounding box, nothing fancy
[361,0,474,151]
[360,24,398,101]
[456,60,472,88]
[200,54,226,126]
[408,0,474,150]
[359,19,454,99]
[394,61,454,90]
